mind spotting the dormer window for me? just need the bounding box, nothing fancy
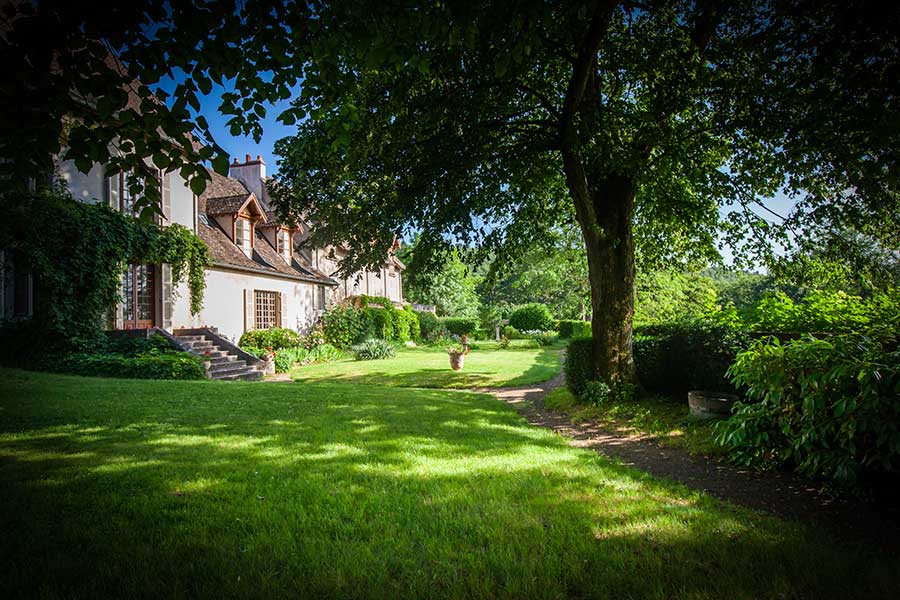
[235,217,252,255]
[277,229,293,262]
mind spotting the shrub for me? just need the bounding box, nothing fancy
[509,303,554,332]
[716,334,900,486]
[396,307,421,342]
[582,380,611,406]
[564,338,595,397]
[58,350,205,380]
[239,327,301,351]
[557,320,579,338]
[572,321,592,338]
[441,317,479,336]
[352,338,397,361]
[502,325,524,339]
[498,335,510,349]
[308,343,343,363]
[634,319,750,396]
[416,310,441,339]
[272,350,294,373]
[322,305,363,349]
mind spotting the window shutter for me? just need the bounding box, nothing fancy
[107,174,119,210]
[161,264,173,330]
[161,171,171,224]
[244,289,255,331]
[275,292,283,328]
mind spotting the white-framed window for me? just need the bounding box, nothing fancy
[277,229,292,262]
[316,285,326,311]
[235,218,252,254]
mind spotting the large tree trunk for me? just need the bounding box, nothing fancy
[576,174,637,384]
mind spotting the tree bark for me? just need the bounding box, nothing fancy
[577,174,636,384]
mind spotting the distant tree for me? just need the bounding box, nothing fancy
[480,226,590,320]
[633,271,718,327]
[398,240,481,318]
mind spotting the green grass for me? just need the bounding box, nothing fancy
[544,387,724,455]
[2,368,898,598]
[291,340,563,388]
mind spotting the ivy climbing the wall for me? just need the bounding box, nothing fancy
[0,187,210,355]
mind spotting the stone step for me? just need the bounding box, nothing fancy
[175,335,205,343]
[211,367,264,381]
[208,360,248,375]
[181,340,214,350]
[207,355,237,365]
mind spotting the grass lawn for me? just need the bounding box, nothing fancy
[544,387,724,456]
[291,340,564,388]
[2,368,898,598]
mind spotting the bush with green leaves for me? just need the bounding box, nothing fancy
[564,338,595,397]
[634,320,750,396]
[416,310,441,339]
[238,327,301,351]
[321,305,363,348]
[556,320,579,338]
[58,349,205,380]
[742,289,900,335]
[716,334,900,486]
[440,317,479,336]
[352,338,397,361]
[501,325,524,339]
[508,303,554,332]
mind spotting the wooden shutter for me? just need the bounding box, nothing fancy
[244,289,255,331]
[161,171,171,224]
[275,292,283,328]
[161,264,173,330]
[107,174,119,210]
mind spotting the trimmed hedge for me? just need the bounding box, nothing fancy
[509,303,554,332]
[441,317,479,336]
[416,311,442,339]
[634,320,750,396]
[564,338,595,397]
[558,320,591,338]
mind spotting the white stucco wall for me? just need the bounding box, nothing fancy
[172,268,321,343]
[167,173,196,229]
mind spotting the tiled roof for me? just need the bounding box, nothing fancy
[201,170,250,200]
[205,194,252,215]
[198,218,336,286]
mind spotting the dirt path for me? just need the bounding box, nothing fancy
[478,372,900,553]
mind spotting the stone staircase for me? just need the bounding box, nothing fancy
[173,332,265,381]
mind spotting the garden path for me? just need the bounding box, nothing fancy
[477,373,900,553]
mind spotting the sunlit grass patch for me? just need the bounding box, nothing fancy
[0,368,897,599]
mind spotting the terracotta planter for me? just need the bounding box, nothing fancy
[688,390,739,419]
[448,352,465,371]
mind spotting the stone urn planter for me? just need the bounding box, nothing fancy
[688,390,739,419]
[448,350,466,371]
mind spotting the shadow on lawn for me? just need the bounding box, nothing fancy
[1,373,898,598]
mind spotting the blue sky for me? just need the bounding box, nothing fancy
[156,76,302,175]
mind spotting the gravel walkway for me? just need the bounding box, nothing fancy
[479,372,900,553]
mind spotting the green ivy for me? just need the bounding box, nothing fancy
[0,188,210,354]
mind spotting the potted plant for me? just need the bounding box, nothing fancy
[447,343,468,370]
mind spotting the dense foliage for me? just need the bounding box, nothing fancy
[0,190,209,355]
[238,327,301,351]
[352,339,397,361]
[55,333,204,380]
[508,303,554,332]
[739,290,900,335]
[716,335,900,485]
[320,302,420,349]
[399,242,481,318]
[633,321,751,397]
[557,320,591,339]
[440,317,479,337]
[564,338,595,398]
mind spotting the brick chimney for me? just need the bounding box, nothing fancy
[228,154,267,205]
